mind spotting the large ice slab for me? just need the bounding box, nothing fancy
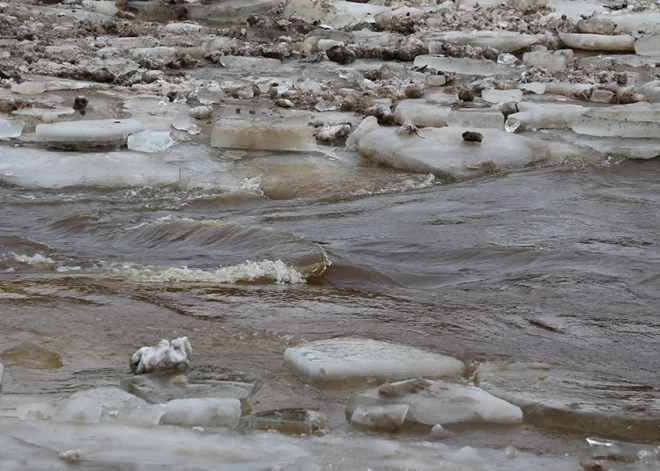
[211,118,316,152]
[346,378,523,426]
[414,55,521,77]
[284,338,464,383]
[34,119,144,151]
[447,109,504,129]
[544,129,660,160]
[356,126,550,181]
[558,33,636,51]
[476,362,660,441]
[130,337,192,375]
[572,107,660,138]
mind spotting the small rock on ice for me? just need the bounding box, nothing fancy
[130,337,192,375]
[58,449,81,462]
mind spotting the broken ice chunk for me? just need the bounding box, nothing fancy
[572,108,660,138]
[427,31,539,53]
[345,116,380,151]
[447,109,504,129]
[357,126,550,181]
[394,102,451,128]
[346,378,523,426]
[522,49,574,72]
[0,118,25,139]
[506,102,587,131]
[211,118,316,152]
[414,55,522,77]
[558,33,636,52]
[127,130,175,153]
[160,398,241,428]
[220,56,281,72]
[481,89,523,104]
[284,338,464,384]
[350,404,409,431]
[34,119,144,151]
[243,408,327,435]
[17,396,103,423]
[130,337,192,375]
[283,0,390,29]
[634,35,660,56]
[476,362,660,441]
[120,367,261,413]
[74,387,165,427]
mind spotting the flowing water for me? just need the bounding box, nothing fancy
[2,149,660,459]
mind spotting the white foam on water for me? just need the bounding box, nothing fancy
[4,253,82,272]
[108,259,306,284]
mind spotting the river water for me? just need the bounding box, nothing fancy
[2,148,660,459]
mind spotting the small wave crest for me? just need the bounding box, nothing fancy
[1,252,82,272]
[109,259,306,284]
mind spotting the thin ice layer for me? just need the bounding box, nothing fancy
[476,362,660,441]
[284,338,464,383]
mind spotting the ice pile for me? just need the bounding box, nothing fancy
[353,124,550,181]
[284,337,464,384]
[347,378,523,430]
[130,337,192,375]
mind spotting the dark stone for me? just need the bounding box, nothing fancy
[462,131,483,143]
[326,45,356,65]
[73,95,88,110]
[458,88,475,102]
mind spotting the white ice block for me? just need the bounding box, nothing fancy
[481,89,523,104]
[127,130,175,153]
[427,31,540,53]
[572,107,660,138]
[284,338,464,383]
[558,32,635,51]
[34,119,144,150]
[0,118,24,139]
[347,378,523,426]
[394,101,451,128]
[634,35,660,56]
[357,126,550,181]
[447,109,504,129]
[522,49,573,72]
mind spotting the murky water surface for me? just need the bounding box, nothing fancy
[2,154,660,458]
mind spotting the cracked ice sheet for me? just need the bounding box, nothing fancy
[0,418,585,471]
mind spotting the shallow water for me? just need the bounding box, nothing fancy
[2,151,660,458]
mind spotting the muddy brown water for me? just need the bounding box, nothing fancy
[1,155,660,455]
